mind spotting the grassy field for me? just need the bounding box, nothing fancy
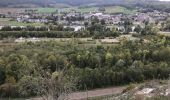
[76,7,98,13]
[31,7,97,13]
[36,8,58,13]
[0,18,44,26]
[34,6,136,14]
[0,6,136,14]
[0,8,24,14]
[105,6,137,14]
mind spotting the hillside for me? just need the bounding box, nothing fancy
[0,0,160,7]
[0,0,55,7]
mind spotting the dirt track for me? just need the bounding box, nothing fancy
[28,86,125,100]
[67,86,126,100]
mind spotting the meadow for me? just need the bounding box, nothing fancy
[0,18,44,26]
[105,6,137,14]
[34,6,136,14]
[0,6,136,16]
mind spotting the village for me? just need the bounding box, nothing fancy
[0,6,170,32]
[1,1,170,100]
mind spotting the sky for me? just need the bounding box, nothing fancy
[159,0,170,1]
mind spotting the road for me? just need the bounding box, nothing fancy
[67,86,126,100]
[28,86,125,100]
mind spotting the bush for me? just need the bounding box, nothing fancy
[123,84,136,93]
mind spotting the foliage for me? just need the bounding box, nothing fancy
[141,24,159,35]
[123,84,136,93]
[0,35,170,98]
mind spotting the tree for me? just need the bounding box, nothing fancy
[115,59,126,70]
[91,16,99,25]
[84,22,89,27]
[0,69,5,85]
[100,19,106,25]
[98,7,105,12]
[39,53,68,72]
[134,25,142,33]
[111,27,117,32]
[1,26,12,31]
[5,54,33,81]
[18,68,76,100]
[105,52,113,67]
[123,20,133,34]
[165,24,170,31]
[164,20,170,31]
[0,59,5,85]
[141,24,159,35]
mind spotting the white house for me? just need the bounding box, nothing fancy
[64,26,85,31]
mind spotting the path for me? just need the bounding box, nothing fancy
[28,86,125,100]
[67,86,125,100]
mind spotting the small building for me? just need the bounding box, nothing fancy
[64,26,85,31]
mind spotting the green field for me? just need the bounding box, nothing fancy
[33,6,136,14]
[36,8,58,13]
[75,7,98,13]
[34,7,98,13]
[105,6,137,14]
[0,18,44,26]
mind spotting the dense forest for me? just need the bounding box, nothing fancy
[0,35,170,98]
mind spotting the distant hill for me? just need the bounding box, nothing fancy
[0,0,166,7]
[0,0,55,7]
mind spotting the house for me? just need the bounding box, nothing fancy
[64,25,85,31]
[117,26,125,32]
[0,13,5,18]
[0,26,4,30]
[92,13,103,17]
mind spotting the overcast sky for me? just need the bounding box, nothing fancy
[159,0,170,1]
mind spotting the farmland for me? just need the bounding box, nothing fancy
[105,6,137,14]
[36,8,58,13]
[0,5,136,14]
[0,18,44,26]
[0,8,24,14]
[33,6,136,14]
[33,7,98,13]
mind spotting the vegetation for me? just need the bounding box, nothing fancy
[163,19,170,31]
[0,18,44,26]
[0,23,121,39]
[0,1,170,99]
[104,6,136,14]
[36,8,58,13]
[0,34,170,98]
[33,6,135,14]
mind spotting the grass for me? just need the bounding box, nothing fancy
[0,18,44,26]
[36,8,58,13]
[62,6,136,14]
[35,7,98,13]
[33,6,136,14]
[105,6,137,14]
[0,6,136,14]
[0,38,117,49]
[77,7,98,13]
